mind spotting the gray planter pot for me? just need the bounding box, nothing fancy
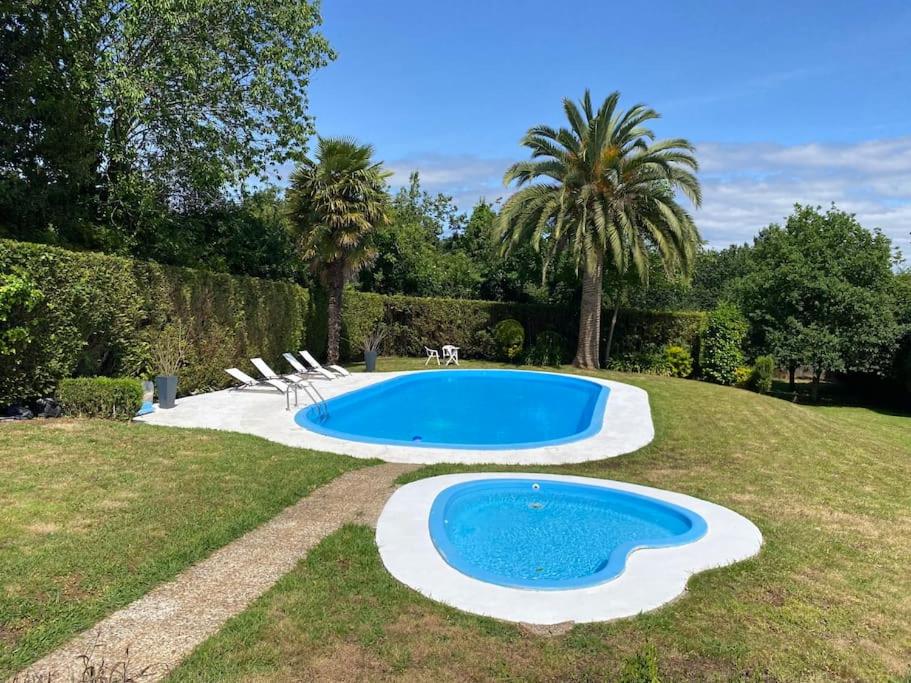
[156,375,178,409]
[364,351,378,372]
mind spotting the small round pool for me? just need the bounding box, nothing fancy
[429,478,707,589]
[295,370,609,449]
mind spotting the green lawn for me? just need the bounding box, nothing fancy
[0,420,369,677]
[167,359,911,681]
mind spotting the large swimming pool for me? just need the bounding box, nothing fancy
[295,370,609,449]
[429,478,707,589]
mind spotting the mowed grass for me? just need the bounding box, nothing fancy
[0,420,369,677]
[169,359,911,681]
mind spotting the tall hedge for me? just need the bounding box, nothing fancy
[355,294,571,360]
[0,239,309,404]
[1,239,707,404]
[610,309,706,356]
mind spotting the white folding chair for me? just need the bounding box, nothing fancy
[424,346,441,366]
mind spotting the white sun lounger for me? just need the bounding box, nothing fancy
[299,350,349,379]
[250,357,309,386]
[224,368,298,410]
[283,352,315,378]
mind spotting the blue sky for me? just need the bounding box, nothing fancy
[301,0,911,257]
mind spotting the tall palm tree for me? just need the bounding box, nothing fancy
[286,137,390,364]
[497,90,702,368]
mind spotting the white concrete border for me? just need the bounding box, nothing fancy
[135,369,654,465]
[376,473,763,624]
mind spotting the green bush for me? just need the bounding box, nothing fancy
[0,238,710,403]
[734,365,753,387]
[610,309,705,357]
[750,355,775,393]
[605,347,669,374]
[526,331,568,366]
[0,239,309,404]
[663,345,693,378]
[370,293,568,361]
[699,304,747,385]
[58,377,143,420]
[493,319,525,361]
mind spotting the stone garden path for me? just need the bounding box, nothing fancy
[15,462,417,682]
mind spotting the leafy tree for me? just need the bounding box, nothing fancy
[359,173,481,298]
[0,1,101,244]
[450,200,544,302]
[739,204,902,394]
[286,137,390,364]
[497,90,701,368]
[686,244,754,310]
[2,0,333,249]
[392,172,465,238]
[889,270,911,394]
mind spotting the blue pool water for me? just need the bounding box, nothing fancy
[295,370,608,449]
[429,478,707,589]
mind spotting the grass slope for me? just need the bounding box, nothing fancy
[169,360,911,681]
[0,420,368,677]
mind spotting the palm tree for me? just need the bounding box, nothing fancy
[286,137,390,364]
[497,90,702,368]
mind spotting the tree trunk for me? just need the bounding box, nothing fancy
[573,254,604,369]
[788,364,797,391]
[810,370,821,402]
[326,264,344,365]
[604,296,621,364]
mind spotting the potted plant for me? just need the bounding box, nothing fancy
[362,325,387,372]
[151,322,188,409]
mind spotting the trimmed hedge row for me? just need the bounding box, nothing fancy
[58,377,143,420]
[0,239,309,404]
[338,292,574,361]
[0,239,707,404]
[609,309,706,355]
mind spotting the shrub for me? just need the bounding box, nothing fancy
[750,355,775,393]
[699,304,747,385]
[734,366,753,387]
[610,309,705,357]
[1,238,709,401]
[493,319,525,361]
[605,347,669,374]
[370,293,568,360]
[0,239,310,403]
[0,270,43,356]
[58,377,143,420]
[663,345,693,378]
[525,331,568,366]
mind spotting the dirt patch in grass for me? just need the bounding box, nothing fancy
[300,642,390,682]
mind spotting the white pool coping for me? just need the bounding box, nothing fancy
[376,473,763,624]
[134,369,654,465]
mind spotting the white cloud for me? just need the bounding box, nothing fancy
[385,154,513,207]
[388,138,911,262]
[695,138,911,260]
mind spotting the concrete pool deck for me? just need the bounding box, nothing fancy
[134,369,654,465]
[376,473,764,624]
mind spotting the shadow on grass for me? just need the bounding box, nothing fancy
[767,378,911,417]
